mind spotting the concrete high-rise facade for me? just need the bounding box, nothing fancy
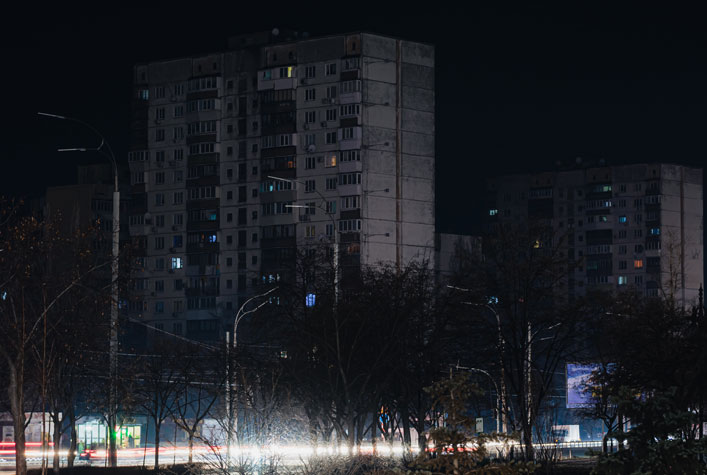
[486,163,703,305]
[128,31,435,339]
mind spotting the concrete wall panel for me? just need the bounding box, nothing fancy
[365,81,397,107]
[402,109,434,134]
[402,131,434,156]
[402,176,434,202]
[402,86,434,112]
[402,63,434,90]
[361,34,396,61]
[401,41,434,68]
[297,37,345,63]
[363,105,396,129]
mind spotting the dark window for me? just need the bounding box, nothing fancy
[238,186,247,202]
[238,208,247,225]
[238,230,246,247]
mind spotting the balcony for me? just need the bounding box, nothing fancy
[186,220,219,232]
[185,286,219,297]
[257,75,297,92]
[186,242,219,253]
[188,153,219,166]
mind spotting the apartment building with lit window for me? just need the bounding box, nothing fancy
[128,30,435,340]
[485,163,703,305]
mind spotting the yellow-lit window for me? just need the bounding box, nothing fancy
[326,154,337,167]
[634,259,643,269]
[287,66,293,78]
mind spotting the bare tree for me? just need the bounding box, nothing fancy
[170,343,224,463]
[0,205,106,475]
[133,338,181,468]
[454,221,582,461]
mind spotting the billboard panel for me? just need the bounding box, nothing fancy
[566,363,599,408]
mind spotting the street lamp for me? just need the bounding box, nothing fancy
[38,112,121,467]
[225,287,277,467]
[453,364,501,434]
[448,285,508,434]
[267,175,339,304]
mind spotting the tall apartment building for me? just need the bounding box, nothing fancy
[127,31,435,340]
[486,163,703,305]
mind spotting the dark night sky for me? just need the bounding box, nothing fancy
[2,2,705,233]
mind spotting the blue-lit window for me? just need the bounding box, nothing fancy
[489,209,498,216]
[207,234,217,243]
[305,293,316,307]
[171,257,183,269]
[619,216,627,223]
[650,227,660,235]
[618,276,627,286]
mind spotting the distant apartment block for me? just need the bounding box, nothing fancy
[127,31,435,339]
[486,163,703,305]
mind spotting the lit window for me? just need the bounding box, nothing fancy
[634,259,643,269]
[650,227,661,235]
[618,276,627,285]
[171,257,183,269]
[619,216,627,223]
[489,209,498,216]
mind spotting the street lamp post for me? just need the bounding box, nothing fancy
[38,112,120,467]
[454,365,501,433]
[225,287,278,468]
[448,285,508,434]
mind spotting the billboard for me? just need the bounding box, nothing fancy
[566,363,599,408]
